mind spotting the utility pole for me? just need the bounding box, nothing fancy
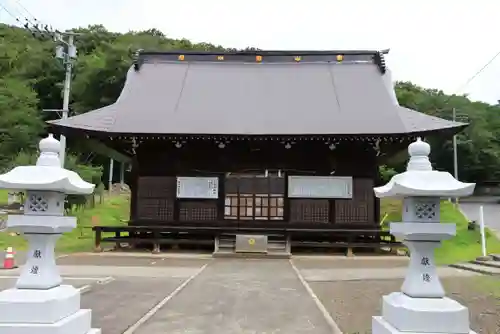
[452,107,458,181]
[451,108,471,204]
[452,108,459,204]
[22,25,78,168]
[54,32,78,167]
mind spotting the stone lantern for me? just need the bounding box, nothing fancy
[372,137,476,334]
[0,134,100,333]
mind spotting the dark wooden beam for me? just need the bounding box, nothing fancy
[87,139,132,163]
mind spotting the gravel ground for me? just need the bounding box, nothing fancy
[310,276,500,334]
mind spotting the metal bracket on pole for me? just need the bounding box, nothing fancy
[42,109,65,118]
[53,32,79,168]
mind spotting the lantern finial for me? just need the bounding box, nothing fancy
[37,133,61,167]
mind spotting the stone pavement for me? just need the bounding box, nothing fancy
[82,276,189,334]
[133,259,334,334]
[298,266,477,282]
[0,254,480,334]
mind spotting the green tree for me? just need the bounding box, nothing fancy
[1,22,499,185]
[0,77,45,168]
[8,151,103,211]
[395,81,500,182]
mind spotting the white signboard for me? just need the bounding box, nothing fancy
[288,176,353,199]
[176,177,219,199]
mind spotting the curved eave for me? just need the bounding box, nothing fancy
[47,120,468,140]
[413,123,469,138]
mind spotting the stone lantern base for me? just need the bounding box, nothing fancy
[0,285,100,334]
[372,292,476,334]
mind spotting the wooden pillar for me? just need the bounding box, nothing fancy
[283,171,291,222]
[108,158,114,196]
[130,157,139,222]
[373,142,382,225]
[94,227,102,252]
[152,230,161,254]
[120,162,125,186]
[217,173,226,220]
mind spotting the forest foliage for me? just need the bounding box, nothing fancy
[1,23,499,184]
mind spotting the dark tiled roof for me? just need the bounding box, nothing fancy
[49,51,465,136]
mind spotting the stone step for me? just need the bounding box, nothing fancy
[218,239,236,244]
[471,260,500,269]
[450,262,500,276]
[212,251,290,259]
[491,254,500,261]
[267,243,287,250]
[218,240,235,246]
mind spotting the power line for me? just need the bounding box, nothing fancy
[436,49,500,110]
[1,0,79,168]
[0,1,22,26]
[11,0,57,37]
[440,50,500,188]
[453,50,500,97]
[13,0,36,22]
[2,0,61,41]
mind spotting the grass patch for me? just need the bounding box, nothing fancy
[0,190,8,204]
[381,199,500,265]
[0,194,129,253]
[1,193,499,262]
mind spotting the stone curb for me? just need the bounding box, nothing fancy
[78,284,92,294]
[75,251,214,259]
[470,260,500,269]
[449,263,500,276]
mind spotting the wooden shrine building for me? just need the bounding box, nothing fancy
[49,50,466,256]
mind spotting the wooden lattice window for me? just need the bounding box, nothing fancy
[335,178,374,223]
[224,173,285,220]
[289,199,330,223]
[136,177,176,221]
[179,201,218,221]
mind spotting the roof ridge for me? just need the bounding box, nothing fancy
[137,49,390,56]
[133,49,389,74]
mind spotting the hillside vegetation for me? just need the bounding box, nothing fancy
[1,23,500,182]
[1,24,499,262]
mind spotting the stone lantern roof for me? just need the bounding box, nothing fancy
[0,134,94,195]
[0,134,100,334]
[374,137,475,198]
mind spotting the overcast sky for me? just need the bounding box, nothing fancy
[1,0,499,104]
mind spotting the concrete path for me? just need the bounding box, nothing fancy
[459,202,500,237]
[133,259,335,334]
[0,264,205,279]
[299,266,478,282]
[82,277,188,334]
[0,254,481,334]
